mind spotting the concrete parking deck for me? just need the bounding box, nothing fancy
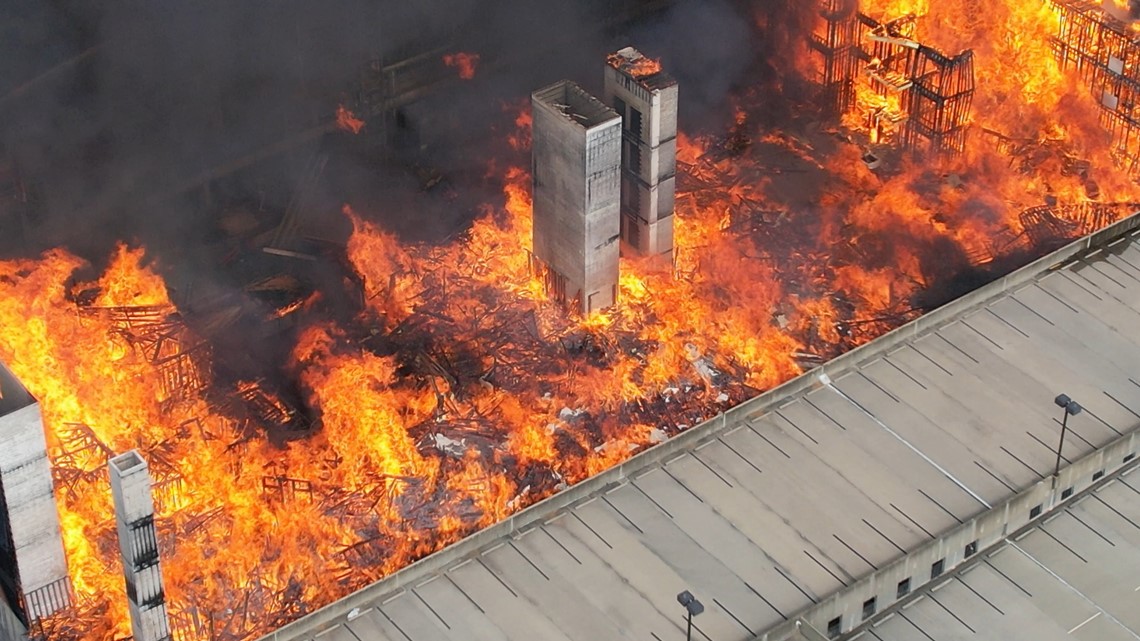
[863,466,1140,641]
[264,216,1140,641]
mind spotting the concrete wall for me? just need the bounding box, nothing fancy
[0,593,27,641]
[259,213,1140,641]
[109,451,171,641]
[0,400,70,621]
[531,81,622,313]
[604,55,678,261]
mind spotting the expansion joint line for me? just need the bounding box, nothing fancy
[819,374,992,510]
[1007,540,1140,640]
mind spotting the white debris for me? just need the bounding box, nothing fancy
[347,608,363,621]
[649,428,669,444]
[507,484,532,511]
[716,392,730,403]
[685,343,720,388]
[431,433,468,458]
[559,407,584,421]
[593,440,637,455]
[677,424,691,432]
[663,386,679,396]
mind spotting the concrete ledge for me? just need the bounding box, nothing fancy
[261,212,1140,641]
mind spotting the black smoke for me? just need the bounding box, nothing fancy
[0,0,821,258]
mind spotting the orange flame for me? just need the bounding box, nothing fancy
[443,52,480,80]
[3,3,1140,640]
[607,52,664,78]
[336,105,365,134]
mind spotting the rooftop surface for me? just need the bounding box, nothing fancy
[863,465,1140,641]
[532,80,620,130]
[606,46,678,91]
[264,216,1140,641]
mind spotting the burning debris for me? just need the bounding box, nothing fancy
[2,2,1140,641]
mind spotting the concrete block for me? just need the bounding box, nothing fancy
[109,451,170,641]
[532,80,622,314]
[0,362,70,623]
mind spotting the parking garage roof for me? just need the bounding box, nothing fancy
[864,465,1140,641]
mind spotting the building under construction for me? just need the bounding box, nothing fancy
[1051,0,1140,173]
[811,4,976,157]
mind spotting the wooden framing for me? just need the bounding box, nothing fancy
[1052,0,1140,172]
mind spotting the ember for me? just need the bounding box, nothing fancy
[2,1,1140,640]
[442,52,480,80]
[335,105,365,134]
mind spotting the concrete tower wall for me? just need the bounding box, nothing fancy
[531,80,622,314]
[109,451,171,641]
[604,47,679,264]
[0,595,27,641]
[0,363,71,624]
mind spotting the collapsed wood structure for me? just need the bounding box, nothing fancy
[79,305,213,405]
[811,4,976,157]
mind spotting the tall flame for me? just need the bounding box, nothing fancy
[2,2,1140,640]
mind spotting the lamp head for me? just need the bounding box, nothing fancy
[677,590,704,617]
[1055,394,1082,416]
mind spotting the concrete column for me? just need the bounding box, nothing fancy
[531,80,623,314]
[0,362,71,624]
[604,47,679,266]
[109,450,171,641]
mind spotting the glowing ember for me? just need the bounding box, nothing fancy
[335,105,365,134]
[443,52,481,80]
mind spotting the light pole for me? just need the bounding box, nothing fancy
[677,590,704,641]
[1054,394,1083,478]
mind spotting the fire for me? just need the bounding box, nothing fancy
[443,52,480,80]
[3,2,1140,640]
[607,51,664,78]
[335,105,365,134]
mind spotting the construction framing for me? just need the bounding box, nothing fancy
[1051,0,1140,172]
[811,7,976,157]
